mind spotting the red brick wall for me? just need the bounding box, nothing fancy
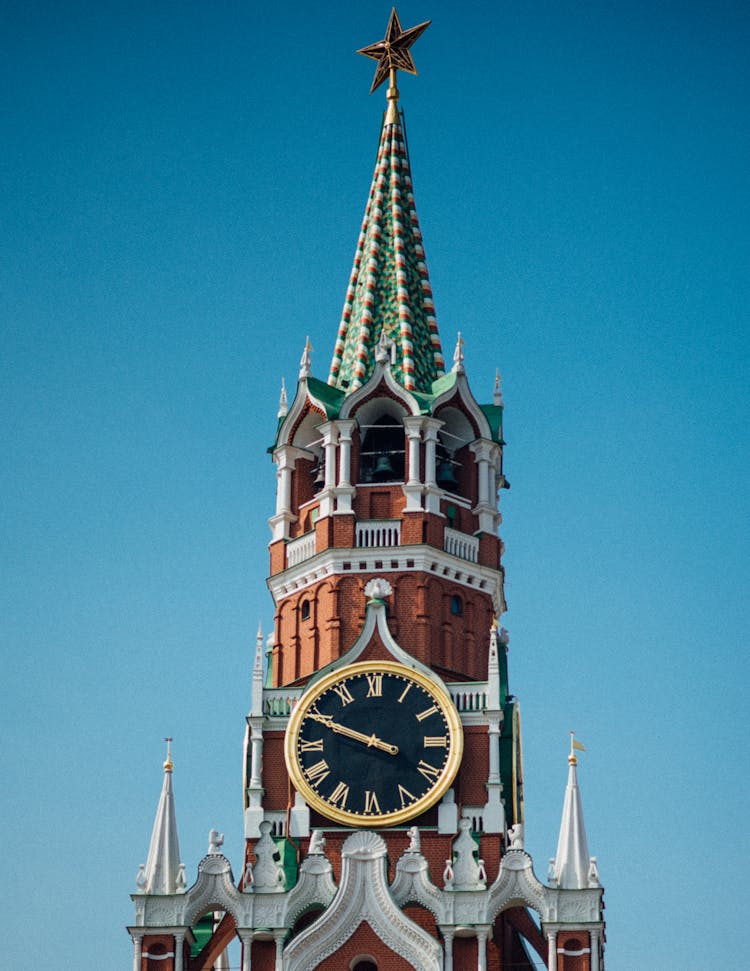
[271,571,495,687]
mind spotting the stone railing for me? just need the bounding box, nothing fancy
[444,527,479,563]
[263,683,489,721]
[356,519,401,549]
[448,683,488,713]
[286,531,316,567]
[263,688,302,718]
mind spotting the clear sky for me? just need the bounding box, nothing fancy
[2,2,748,969]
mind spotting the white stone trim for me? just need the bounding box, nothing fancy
[267,544,504,615]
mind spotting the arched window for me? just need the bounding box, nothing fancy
[360,416,405,483]
[351,960,378,971]
[300,600,311,621]
[450,594,463,616]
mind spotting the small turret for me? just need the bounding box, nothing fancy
[551,734,598,889]
[139,739,184,894]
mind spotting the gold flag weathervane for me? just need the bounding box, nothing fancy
[358,8,430,122]
[569,731,586,763]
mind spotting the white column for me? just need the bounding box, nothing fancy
[476,925,490,971]
[269,446,301,541]
[441,928,454,971]
[249,721,263,788]
[335,419,356,514]
[403,417,422,484]
[275,448,294,515]
[131,933,143,971]
[487,715,501,784]
[547,931,557,971]
[590,929,600,971]
[423,418,443,514]
[477,456,489,505]
[470,440,497,533]
[239,931,254,971]
[317,423,339,518]
[337,420,355,486]
[273,929,286,970]
[402,417,424,512]
[174,932,184,970]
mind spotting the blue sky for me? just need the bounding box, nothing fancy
[2,2,748,968]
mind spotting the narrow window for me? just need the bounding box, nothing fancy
[300,600,311,621]
[450,594,463,616]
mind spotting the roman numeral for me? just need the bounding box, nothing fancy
[333,683,354,706]
[398,785,416,807]
[416,705,438,722]
[366,673,383,697]
[299,738,324,752]
[423,735,448,748]
[329,781,349,808]
[417,760,441,782]
[397,683,412,703]
[305,759,330,786]
[364,790,381,814]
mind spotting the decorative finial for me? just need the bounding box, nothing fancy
[374,327,395,365]
[299,337,312,379]
[569,731,586,764]
[358,8,430,124]
[278,378,288,417]
[452,332,465,373]
[493,369,504,406]
[163,736,173,773]
[208,829,224,855]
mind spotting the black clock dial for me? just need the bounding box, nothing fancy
[284,661,462,826]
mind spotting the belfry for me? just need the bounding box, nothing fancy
[129,10,606,970]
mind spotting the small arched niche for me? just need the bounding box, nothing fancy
[350,958,378,971]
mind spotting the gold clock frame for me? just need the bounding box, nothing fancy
[284,660,463,827]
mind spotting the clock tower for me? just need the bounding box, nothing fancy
[129,10,606,970]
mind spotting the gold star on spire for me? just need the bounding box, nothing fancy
[358,7,431,113]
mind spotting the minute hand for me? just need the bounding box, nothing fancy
[308,712,398,755]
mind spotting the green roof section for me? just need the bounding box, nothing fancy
[327,112,445,395]
[306,377,345,418]
[480,403,504,443]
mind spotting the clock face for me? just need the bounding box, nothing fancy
[284,660,463,826]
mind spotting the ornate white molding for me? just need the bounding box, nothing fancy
[284,832,442,971]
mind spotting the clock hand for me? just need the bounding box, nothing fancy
[307,711,399,755]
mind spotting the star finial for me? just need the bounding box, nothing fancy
[358,8,431,104]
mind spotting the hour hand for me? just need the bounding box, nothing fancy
[307,711,399,755]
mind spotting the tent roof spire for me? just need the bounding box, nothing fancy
[141,738,183,895]
[552,733,593,889]
[328,9,444,394]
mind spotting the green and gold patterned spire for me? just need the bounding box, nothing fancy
[328,9,445,394]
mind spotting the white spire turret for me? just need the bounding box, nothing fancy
[493,369,504,406]
[278,378,288,418]
[551,735,594,889]
[299,337,312,379]
[140,739,184,894]
[451,331,465,374]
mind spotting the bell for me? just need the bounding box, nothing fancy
[372,453,395,482]
[312,463,325,491]
[436,458,458,490]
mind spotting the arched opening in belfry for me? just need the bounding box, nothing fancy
[435,405,476,496]
[360,414,405,483]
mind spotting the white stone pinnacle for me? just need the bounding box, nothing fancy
[552,755,592,889]
[142,749,183,894]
